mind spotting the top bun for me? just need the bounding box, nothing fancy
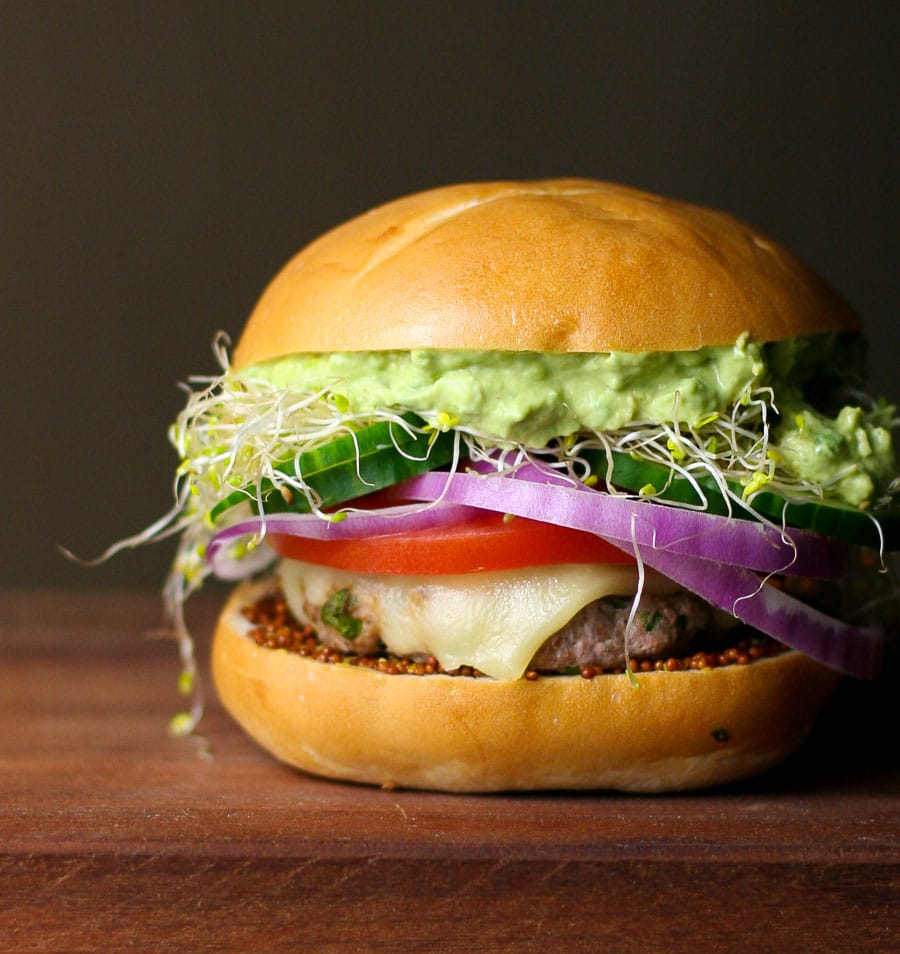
[233,179,859,368]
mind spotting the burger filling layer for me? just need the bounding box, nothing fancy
[278,558,716,679]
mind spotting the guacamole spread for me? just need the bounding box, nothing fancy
[243,333,895,507]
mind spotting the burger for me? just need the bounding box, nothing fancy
[145,179,897,791]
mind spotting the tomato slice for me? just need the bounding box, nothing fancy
[267,512,636,575]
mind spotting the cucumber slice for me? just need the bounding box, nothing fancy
[210,416,455,521]
[593,449,899,549]
[209,414,896,550]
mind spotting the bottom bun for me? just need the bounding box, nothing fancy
[211,580,842,792]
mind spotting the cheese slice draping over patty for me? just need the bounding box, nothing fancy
[279,559,678,680]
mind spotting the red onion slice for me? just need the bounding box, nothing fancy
[399,470,847,578]
[632,544,883,679]
[207,500,481,578]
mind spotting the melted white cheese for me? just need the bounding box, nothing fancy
[279,560,678,680]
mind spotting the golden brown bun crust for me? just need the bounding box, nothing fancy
[233,179,858,367]
[212,581,841,792]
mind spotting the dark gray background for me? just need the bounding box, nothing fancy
[3,2,897,590]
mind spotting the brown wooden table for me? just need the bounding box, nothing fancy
[1,590,897,952]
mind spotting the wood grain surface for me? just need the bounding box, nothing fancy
[1,590,897,952]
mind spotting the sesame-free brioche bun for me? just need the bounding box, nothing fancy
[212,581,841,793]
[233,178,858,368]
